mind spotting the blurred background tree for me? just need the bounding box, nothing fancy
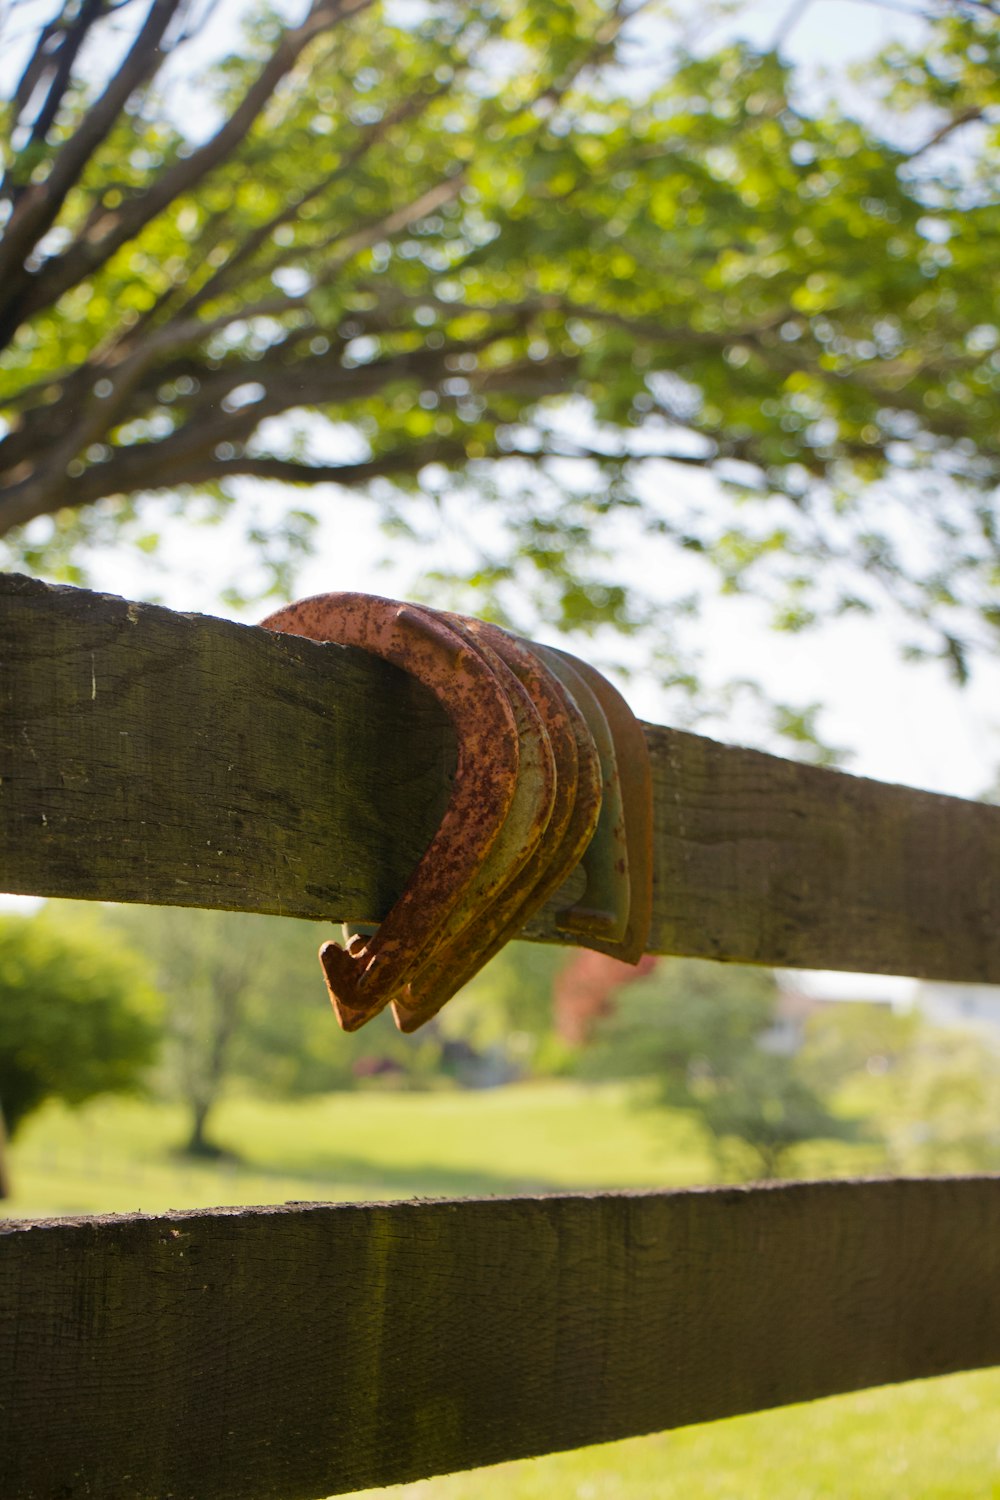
[579,957,865,1179]
[1,0,998,730]
[102,905,334,1155]
[870,1027,1000,1174]
[0,909,161,1193]
[92,903,447,1154]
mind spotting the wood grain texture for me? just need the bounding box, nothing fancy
[0,572,455,923]
[637,723,1000,979]
[3,572,999,981]
[3,1178,1000,1499]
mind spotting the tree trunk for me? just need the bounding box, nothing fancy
[184,1096,221,1158]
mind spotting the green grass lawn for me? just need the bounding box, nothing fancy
[350,1373,1000,1500]
[5,1082,1000,1497]
[4,1081,714,1216]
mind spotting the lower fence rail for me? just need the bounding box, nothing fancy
[3,1177,1000,1500]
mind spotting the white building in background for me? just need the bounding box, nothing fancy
[785,970,918,1012]
[768,972,1000,1052]
[761,971,914,1056]
[915,983,1000,1039]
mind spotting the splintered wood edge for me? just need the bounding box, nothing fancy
[2,572,999,982]
[2,1178,1000,1498]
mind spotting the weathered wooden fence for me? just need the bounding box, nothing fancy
[2,570,1000,1500]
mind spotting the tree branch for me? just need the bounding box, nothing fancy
[907,106,985,163]
[0,0,376,340]
[19,0,107,160]
[213,171,467,321]
[0,326,521,530]
[0,0,185,300]
[0,436,474,530]
[173,87,452,322]
[163,441,475,489]
[9,7,71,136]
[0,426,727,536]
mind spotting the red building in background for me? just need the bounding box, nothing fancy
[553,949,658,1045]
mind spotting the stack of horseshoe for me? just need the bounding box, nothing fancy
[262,592,653,1033]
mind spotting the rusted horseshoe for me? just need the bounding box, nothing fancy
[342,632,557,984]
[530,644,631,947]
[392,617,602,1032]
[546,648,653,965]
[382,608,558,1017]
[261,592,521,1030]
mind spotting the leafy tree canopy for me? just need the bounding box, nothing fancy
[582,957,862,1178]
[1,0,999,698]
[878,1027,1000,1173]
[93,902,440,1151]
[811,1003,1000,1175]
[0,909,161,1138]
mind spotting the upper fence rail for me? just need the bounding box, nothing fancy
[2,571,999,982]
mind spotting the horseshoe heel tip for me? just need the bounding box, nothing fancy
[319,940,373,1031]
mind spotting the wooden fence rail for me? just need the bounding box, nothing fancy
[3,574,1000,1499]
[3,571,1000,981]
[4,1179,1000,1500]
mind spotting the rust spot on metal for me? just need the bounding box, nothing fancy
[384,606,558,1031]
[392,617,599,1031]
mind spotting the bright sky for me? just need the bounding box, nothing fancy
[722,0,925,62]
